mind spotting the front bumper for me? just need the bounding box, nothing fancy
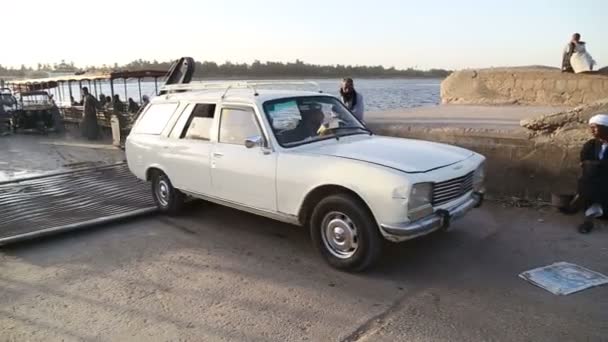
[380,192,484,242]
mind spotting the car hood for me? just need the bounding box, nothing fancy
[299,136,474,173]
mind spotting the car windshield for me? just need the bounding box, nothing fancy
[263,96,368,147]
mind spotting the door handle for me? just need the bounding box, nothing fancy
[213,152,224,158]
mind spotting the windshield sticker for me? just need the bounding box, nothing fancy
[268,101,299,117]
[268,101,301,130]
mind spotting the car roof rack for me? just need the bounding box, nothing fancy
[159,80,323,99]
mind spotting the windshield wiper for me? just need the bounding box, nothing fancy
[323,126,373,139]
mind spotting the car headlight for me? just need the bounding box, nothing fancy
[408,183,433,210]
[393,183,434,221]
[473,162,485,192]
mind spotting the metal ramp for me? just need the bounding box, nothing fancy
[0,163,156,245]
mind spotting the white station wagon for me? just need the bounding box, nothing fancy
[126,79,485,271]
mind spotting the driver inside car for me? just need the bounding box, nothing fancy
[278,107,325,144]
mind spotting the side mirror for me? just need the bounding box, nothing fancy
[244,135,264,149]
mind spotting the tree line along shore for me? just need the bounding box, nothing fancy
[0,59,451,80]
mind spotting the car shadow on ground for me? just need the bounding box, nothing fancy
[2,199,478,281]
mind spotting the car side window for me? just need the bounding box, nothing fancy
[133,103,179,135]
[181,104,216,141]
[218,108,260,145]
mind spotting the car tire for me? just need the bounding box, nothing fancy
[310,194,383,272]
[151,171,185,215]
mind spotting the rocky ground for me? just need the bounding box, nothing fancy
[521,97,608,147]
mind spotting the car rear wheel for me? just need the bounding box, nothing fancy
[310,194,383,272]
[151,171,184,215]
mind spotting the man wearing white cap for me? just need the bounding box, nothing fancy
[576,114,608,233]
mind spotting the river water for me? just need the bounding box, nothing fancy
[55,78,441,112]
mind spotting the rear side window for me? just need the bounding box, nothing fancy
[133,103,178,135]
[182,104,216,140]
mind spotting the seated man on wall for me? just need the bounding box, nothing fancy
[562,33,596,74]
[575,114,608,233]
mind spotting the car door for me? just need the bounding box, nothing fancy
[211,106,277,212]
[164,103,216,194]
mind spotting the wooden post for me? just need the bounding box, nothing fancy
[123,78,128,106]
[110,79,115,98]
[138,78,142,103]
[56,82,61,102]
[68,81,73,104]
[154,77,158,95]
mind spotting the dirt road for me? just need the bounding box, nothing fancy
[1,202,606,341]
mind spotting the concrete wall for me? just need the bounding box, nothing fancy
[368,123,580,200]
[441,67,608,106]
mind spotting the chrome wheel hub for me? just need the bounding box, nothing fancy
[156,179,170,207]
[321,212,359,259]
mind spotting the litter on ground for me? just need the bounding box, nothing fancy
[519,262,608,295]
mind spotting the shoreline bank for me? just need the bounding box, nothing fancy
[367,104,567,130]
[367,104,579,200]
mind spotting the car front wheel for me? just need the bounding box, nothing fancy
[151,171,184,215]
[310,194,383,272]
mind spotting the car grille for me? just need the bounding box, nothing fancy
[432,172,474,206]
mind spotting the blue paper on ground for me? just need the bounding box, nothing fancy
[519,262,608,295]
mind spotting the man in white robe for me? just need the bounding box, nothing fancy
[562,33,596,74]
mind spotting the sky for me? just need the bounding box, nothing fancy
[3,0,607,70]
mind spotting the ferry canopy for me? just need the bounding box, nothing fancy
[11,70,167,89]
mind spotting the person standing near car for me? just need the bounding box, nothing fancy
[80,87,99,140]
[339,78,364,121]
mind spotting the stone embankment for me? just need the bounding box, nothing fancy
[441,67,608,106]
[372,67,608,200]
